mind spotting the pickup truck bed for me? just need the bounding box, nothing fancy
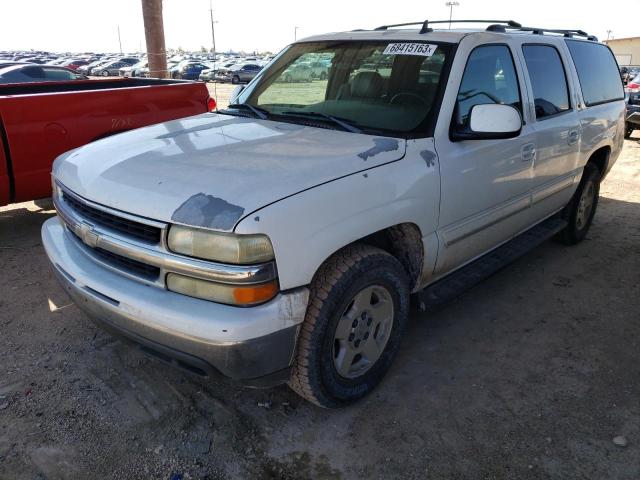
[0,77,211,206]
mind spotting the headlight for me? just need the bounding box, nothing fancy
[167,273,278,306]
[167,225,274,264]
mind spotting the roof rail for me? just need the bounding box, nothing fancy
[374,19,521,34]
[515,26,598,41]
[371,20,598,41]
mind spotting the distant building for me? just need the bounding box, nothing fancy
[605,37,640,66]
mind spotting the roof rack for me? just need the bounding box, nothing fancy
[372,19,598,41]
[515,26,598,41]
[374,19,521,34]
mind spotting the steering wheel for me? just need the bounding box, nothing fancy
[390,92,428,106]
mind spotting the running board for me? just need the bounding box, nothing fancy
[417,216,568,310]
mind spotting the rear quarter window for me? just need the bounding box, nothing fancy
[566,40,624,106]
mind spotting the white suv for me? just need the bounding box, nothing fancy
[42,20,626,407]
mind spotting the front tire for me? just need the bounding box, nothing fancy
[232,75,240,84]
[557,163,600,245]
[289,245,410,408]
[101,70,109,77]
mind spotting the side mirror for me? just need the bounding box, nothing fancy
[453,103,522,141]
[229,85,245,104]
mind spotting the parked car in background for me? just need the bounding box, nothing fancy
[46,58,67,66]
[0,65,87,84]
[119,60,148,77]
[625,90,640,138]
[626,74,640,93]
[0,77,212,206]
[620,66,631,85]
[216,63,262,84]
[61,59,89,70]
[93,58,139,76]
[0,61,31,69]
[198,61,236,82]
[171,61,210,80]
[139,61,178,78]
[79,59,110,75]
[281,63,313,83]
[308,60,330,80]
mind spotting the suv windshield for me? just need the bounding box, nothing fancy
[236,41,452,136]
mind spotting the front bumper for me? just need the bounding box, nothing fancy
[627,108,640,128]
[42,217,309,386]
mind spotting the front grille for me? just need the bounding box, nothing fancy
[93,247,160,280]
[62,192,162,244]
[68,229,160,280]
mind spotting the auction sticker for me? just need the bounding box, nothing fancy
[383,43,438,57]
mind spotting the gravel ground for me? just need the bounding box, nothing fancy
[1,136,639,479]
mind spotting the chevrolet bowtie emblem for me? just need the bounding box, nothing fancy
[79,222,100,248]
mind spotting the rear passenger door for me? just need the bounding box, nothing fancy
[517,42,582,216]
[433,40,537,274]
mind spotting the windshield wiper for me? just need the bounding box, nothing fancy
[224,103,269,120]
[281,111,362,134]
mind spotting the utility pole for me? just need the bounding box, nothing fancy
[294,26,300,41]
[141,0,168,78]
[118,25,123,54]
[445,2,459,29]
[209,0,217,60]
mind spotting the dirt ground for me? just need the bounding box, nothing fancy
[206,82,234,109]
[1,133,639,479]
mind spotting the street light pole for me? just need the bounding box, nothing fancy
[445,2,459,30]
[294,26,300,41]
[118,25,123,54]
[209,0,217,60]
[606,30,612,40]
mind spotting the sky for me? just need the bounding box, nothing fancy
[1,0,637,54]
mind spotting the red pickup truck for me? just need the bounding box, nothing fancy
[0,77,213,206]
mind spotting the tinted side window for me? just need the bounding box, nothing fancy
[566,40,624,106]
[522,45,570,119]
[22,67,45,79]
[454,45,521,130]
[43,68,74,80]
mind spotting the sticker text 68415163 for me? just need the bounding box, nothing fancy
[382,43,438,57]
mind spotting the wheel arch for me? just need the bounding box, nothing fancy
[353,223,424,292]
[586,145,611,179]
[302,222,425,294]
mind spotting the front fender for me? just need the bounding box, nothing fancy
[234,139,441,290]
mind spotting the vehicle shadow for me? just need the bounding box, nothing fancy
[0,201,56,247]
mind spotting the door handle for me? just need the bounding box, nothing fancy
[521,143,536,162]
[568,130,580,145]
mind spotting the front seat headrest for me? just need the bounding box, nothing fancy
[350,71,383,99]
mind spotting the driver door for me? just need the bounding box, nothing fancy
[433,41,537,275]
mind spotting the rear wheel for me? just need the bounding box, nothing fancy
[289,245,410,408]
[557,163,600,245]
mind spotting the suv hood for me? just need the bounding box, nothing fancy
[54,113,406,231]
